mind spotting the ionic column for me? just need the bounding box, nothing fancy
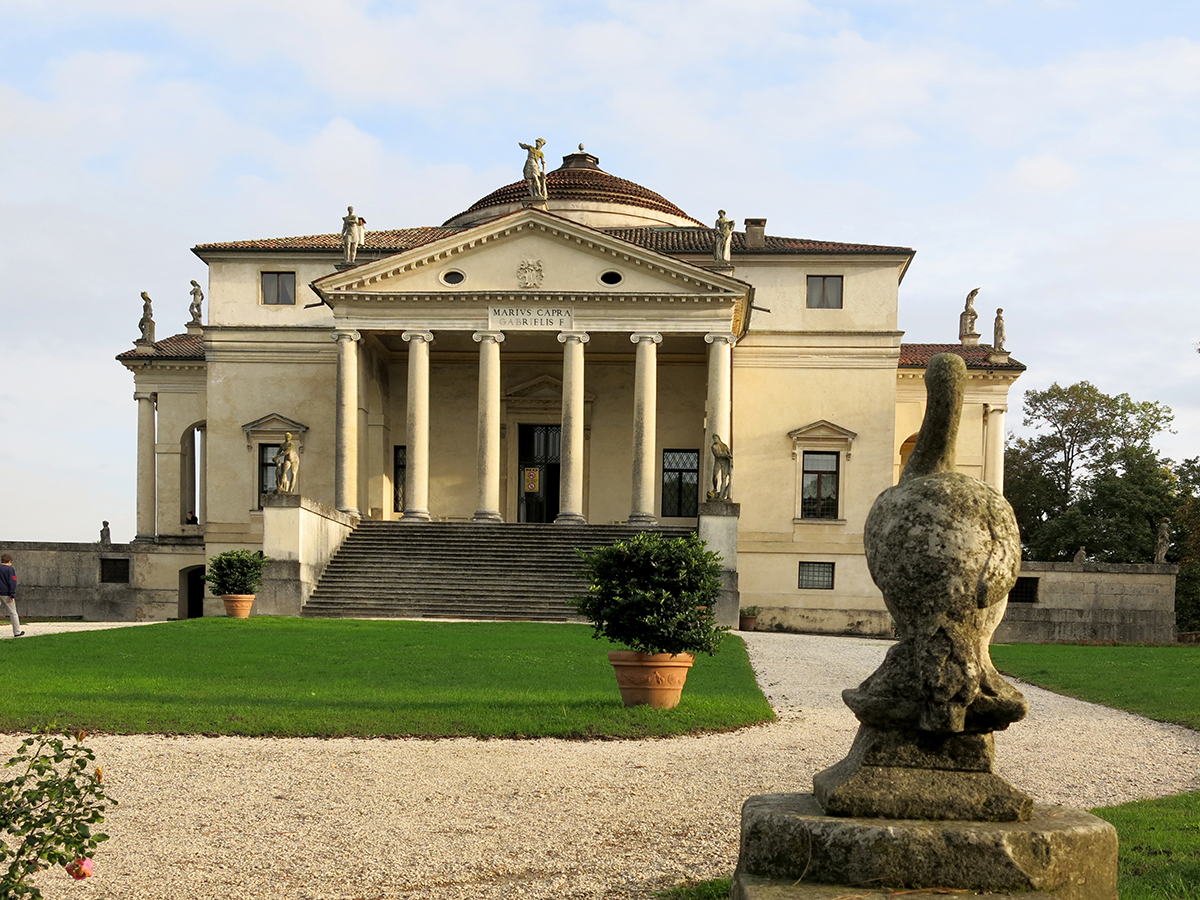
[134,391,157,539]
[629,332,662,527]
[984,404,1007,494]
[472,331,505,522]
[333,330,362,517]
[556,330,590,525]
[402,330,434,521]
[704,332,736,498]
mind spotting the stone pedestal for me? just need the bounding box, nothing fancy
[699,500,739,628]
[733,794,1117,900]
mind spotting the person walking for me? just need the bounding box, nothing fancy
[0,554,25,638]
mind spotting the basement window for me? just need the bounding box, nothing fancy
[1009,577,1039,603]
[798,562,835,590]
[100,559,130,584]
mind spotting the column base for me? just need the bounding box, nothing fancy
[626,512,658,528]
[400,509,431,522]
[471,510,503,523]
[554,512,587,525]
[337,507,362,518]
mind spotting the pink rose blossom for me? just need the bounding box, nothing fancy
[65,858,94,880]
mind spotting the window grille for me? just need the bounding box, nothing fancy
[1009,577,1039,603]
[394,445,407,513]
[100,559,130,584]
[798,561,836,590]
[661,449,700,517]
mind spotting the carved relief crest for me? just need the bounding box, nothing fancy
[516,259,544,289]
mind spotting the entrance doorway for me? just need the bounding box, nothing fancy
[180,565,206,619]
[517,424,561,523]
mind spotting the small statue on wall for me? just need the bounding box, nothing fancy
[273,432,300,494]
[713,210,735,263]
[99,521,111,545]
[188,280,204,326]
[136,291,155,345]
[1155,518,1170,564]
[959,288,979,341]
[1073,546,1087,563]
[993,307,1007,352]
[341,206,367,264]
[519,138,548,204]
[709,433,733,501]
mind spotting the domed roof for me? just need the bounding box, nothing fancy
[443,147,704,229]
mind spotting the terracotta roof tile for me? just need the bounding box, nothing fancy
[195,227,464,254]
[898,343,1025,371]
[604,227,913,256]
[116,333,205,361]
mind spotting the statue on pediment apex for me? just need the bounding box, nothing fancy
[993,307,1006,352]
[519,138,548,203]
[136,291,155,345]
[341,206,366,264]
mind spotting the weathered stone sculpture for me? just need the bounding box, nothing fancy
[136,291,155,345]
[1155,518,1170,564]
[713,210,734,263]
[188,280,204,326]
[519,138,548,204]
[1074,546,1087,563]
[99,521,110,545]
[733,352,1119,899]
[341,206,366,264]
[708,434,732,501]
[994,307,1007,352]
[273,432,300,494]
[958,287,979,342]
[814,353,1031,821]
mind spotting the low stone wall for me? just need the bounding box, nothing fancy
[260,494,357,616]
[995,561,1177,644]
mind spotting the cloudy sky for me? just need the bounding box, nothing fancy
[1,0,1198,541]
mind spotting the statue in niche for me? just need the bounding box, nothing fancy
[713,210,734,263]
[519,138,548,203]
[708,434,733,501]
[959,288,979,340]
[341,206,366,264]
[1155,518,1170,564]
[99,521,111,545]
[188,280,204,326]
[993,307,1007,352]
[137,291,155,344]
[273,433,300,494]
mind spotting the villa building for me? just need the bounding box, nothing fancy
[114,145,1024,632]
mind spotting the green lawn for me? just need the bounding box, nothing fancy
[0,618,773,738]
[989,642,1200,730]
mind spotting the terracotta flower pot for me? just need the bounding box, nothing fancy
[739,615,758,631]
[221,594,255,618]
[607,651,695,709]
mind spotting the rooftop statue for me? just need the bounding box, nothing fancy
[273,432,300,494]
[958,287,980,340]
[341,206,366,264]
[188,280,204,326]
[519,138,548,204]
[713,209,734,263]
[994,307,1007,352]
[1155,518,1170,564]
[708,434,732,501]
[137,291,155,345]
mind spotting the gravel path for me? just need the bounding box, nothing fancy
[24,629,1200,900]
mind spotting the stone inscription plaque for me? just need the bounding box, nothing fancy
[488,306,573,331]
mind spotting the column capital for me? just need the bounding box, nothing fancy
[557,330,590,345]
[402,330,434,344]
[331,330,361,343]
[133,391,156,402]
[472,330,506,344]
[630,332,663,345]
[704,332,737,346]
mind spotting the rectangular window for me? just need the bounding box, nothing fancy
[259,443,280,501]
[393,445,407,513]
[262,272,296,306]
[1009,577,1039,603]
[99,559,130,584]
[661,449,700,518]
[801,451,839,519]
[799,561,835,590]
[806,275,843,309]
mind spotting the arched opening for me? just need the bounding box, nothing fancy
[178,565,207,619]
[179,421,206,525]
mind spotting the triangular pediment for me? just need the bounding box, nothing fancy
[504,375,596,403]
[312,208,749,299]
[787,420,857,456]
[242,413,309,434]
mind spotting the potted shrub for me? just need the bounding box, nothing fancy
[203,549,269,618]
[739,606,761,631]
[576,531,726,709]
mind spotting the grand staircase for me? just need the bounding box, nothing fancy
[302,521,695,621]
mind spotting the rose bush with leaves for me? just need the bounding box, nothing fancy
[0,729,113,899]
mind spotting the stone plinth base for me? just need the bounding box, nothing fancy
[734,794,1116,900]
[734,876,1059,900]
[699,501,740,628]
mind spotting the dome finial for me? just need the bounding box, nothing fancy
[579,143,585,151]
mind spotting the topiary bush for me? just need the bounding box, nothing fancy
[575,531,726,656]
[203,549,269,597]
